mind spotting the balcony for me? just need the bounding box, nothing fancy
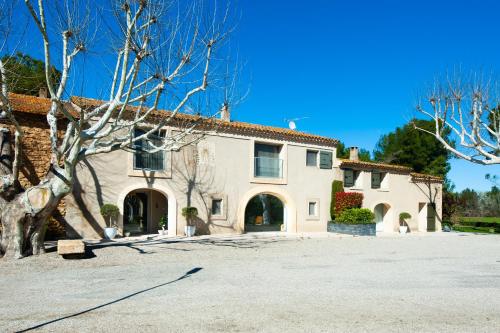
[134,151,165,171]
[254,157,283,178]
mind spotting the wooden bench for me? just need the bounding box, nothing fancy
[57,240,85,259]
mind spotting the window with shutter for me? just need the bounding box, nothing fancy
[371,172,381,189]
[319,151,333,169]
[344,169,354,187]
[306,150,318,166]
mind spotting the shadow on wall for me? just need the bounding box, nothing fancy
[413,179,442,231]
[171,143,236,235]
[70,159,106,238]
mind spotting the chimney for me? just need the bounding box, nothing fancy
[220,103,230,122]
[38,87,48,98]
[349,147,359,161]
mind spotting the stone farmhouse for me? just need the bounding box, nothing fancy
[3,93,442,239]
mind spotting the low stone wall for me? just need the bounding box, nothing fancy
[327,222,376,236]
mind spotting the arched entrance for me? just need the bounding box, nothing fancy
[244,194,284,232]
[238,186,296,233]
[123,189,167,236]
[117,184,178,236]
[374,203,392,233]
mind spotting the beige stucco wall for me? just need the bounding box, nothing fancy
[334,167,442,233]
[65,132,337,238]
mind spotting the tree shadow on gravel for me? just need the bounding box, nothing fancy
[87,235,283,255]
[16,267,203,332]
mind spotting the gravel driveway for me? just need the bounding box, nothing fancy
[1,232,500,332]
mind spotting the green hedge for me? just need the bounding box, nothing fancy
[336,208,375,224]
[330,180,344,220]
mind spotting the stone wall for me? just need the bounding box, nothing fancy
[1,112,67,238]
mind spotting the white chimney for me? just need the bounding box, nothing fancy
[220,103,230,122]
[349,147,359,161]
[38,87,48,98]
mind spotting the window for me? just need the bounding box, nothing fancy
[133,129,165,171]
[372,172,382,189]
[254,143,283,178]
[319,151,333,169]
[306,150,318,166]
[211,199,223,216]
[308,202,317,216]
[344,169,355,187]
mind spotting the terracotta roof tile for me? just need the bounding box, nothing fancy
[340,159,444,183]
[410,172,443,183]
[8,93,53,114]
[8,93,78,118]
[340,159,413,173]
[70,96,339,147]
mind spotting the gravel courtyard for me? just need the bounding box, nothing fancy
[1,232,500,333]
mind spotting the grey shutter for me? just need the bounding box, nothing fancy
[344,169,354,187]
[371,172,381,189]
[319,151,333,169]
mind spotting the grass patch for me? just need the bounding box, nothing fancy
[458,217,500,224]
[452,225,500,234]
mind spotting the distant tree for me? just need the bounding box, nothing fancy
[457,189,481,217]
[1,52,61,96]
[373,119,452,178]
[479,186,500,217]
[336,141,371,161]
[442,190,463,222]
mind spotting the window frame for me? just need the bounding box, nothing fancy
[211,198,223,216]
[133,128,166,171]
[306,150,319,167]
[371,171,382,189]
[306,198,320,220]
[209,194,227,220]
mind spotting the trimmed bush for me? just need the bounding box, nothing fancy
[159,215,167,229]
[335,192,363,216]
[330,180,344,220]
[100,204,120,228]
[182,207,198,226]
[336,208,375,224]
[399,212,411,220]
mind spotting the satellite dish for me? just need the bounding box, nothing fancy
[288,120,297,130]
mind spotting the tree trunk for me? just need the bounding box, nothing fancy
[0,173,69,259]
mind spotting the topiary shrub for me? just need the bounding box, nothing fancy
[399,212,412,227]
[100,204,120,228]
[182,207,198,226]
[330,180,344,220]
[335,192,363,216]
[159,215,168,230]
[336,208,375,224]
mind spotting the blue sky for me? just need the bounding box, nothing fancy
[9,0,500,191]
[231,0,500,191]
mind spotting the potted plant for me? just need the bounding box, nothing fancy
[399,212,411,234]
[100,204,120,239]
[158,215,167,235]
[182,207,198,237]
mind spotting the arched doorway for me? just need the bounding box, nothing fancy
[374,203,391,233]
[122,189,168,236]
[238,187,296,233]
[244,194,285,232]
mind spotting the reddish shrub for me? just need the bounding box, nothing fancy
[335,192,363,216]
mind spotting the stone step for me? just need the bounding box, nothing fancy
[57,240,85,258]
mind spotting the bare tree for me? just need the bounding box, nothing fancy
[416,72,500,165]
[0,0,234,259]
